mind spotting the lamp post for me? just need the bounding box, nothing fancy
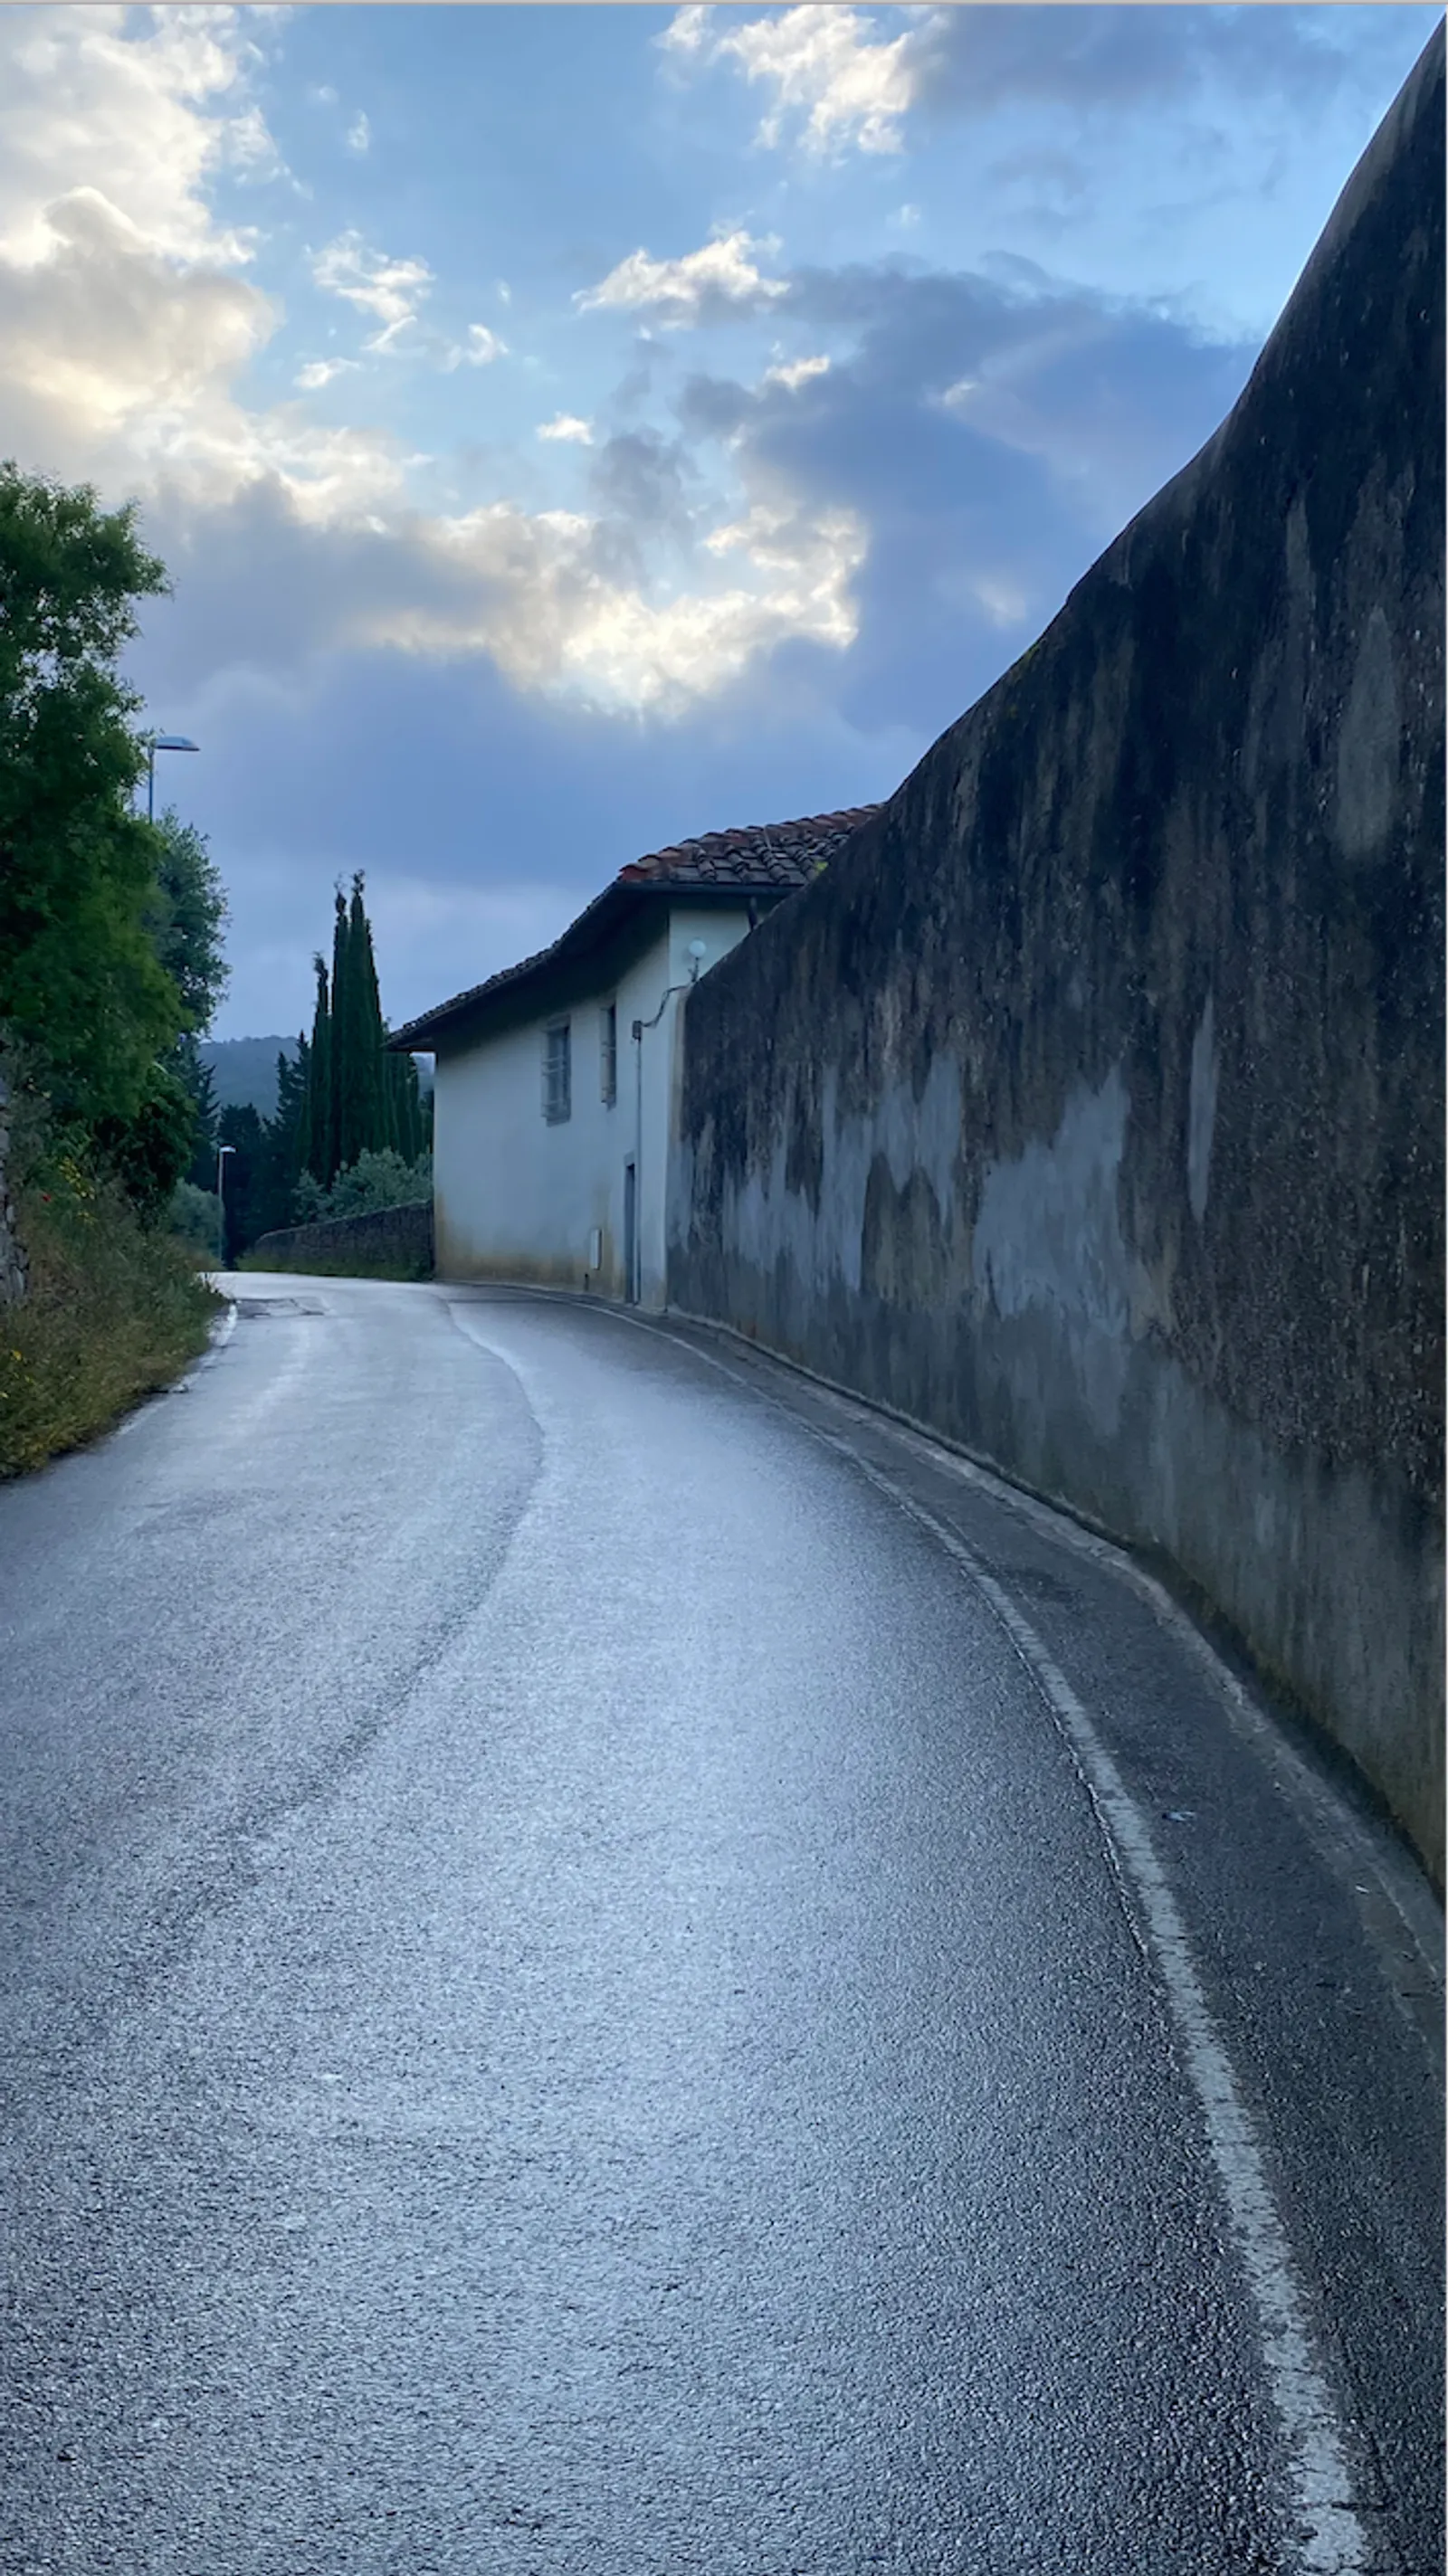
[215,1142,235,1269]
[146,733,199,822]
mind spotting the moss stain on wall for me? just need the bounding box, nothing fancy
[669,31,1445,1882]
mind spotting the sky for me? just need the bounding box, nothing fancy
[0,3,1438,1041]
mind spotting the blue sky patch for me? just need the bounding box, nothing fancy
[0,2,1434,1035]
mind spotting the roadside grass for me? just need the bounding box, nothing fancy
[0,1164,222,1478]
[234,1246,433,1283]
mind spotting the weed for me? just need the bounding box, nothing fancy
[0,1159,220,1478]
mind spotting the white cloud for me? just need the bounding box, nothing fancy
[763,352,831,392]
[0,181,273,449]
[0,3,277,270]
[538,413,594,444]
[0,13,414,524]
[346,110,370,156]
[461,322,507,366]
[294,356,360,391]
[310,231,432,328]
[310,229,433,351]
[369,488,868,712]
[576,228,787,327]
[661,4,930,157]
[0,7,870,727]
[223,101,290,185]
[658,5,714,61]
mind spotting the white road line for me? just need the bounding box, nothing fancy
[587,1301,1374,2574]
[819,1434,1373,2576]
[648,1304,1442,2006]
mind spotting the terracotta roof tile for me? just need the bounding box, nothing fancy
[615,807,878,889]
[390,804,880,1048]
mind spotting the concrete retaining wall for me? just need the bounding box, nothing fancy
[252,1201,433,1277]
[669,33,1445,1880]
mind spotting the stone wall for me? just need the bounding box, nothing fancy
[251,1200,433,1278]
[669,33,1445,1881]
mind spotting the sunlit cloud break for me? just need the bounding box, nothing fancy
[764,353,832,391]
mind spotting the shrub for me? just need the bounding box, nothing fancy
[293,1147,430,1225]
[168,1179,222,1257]
[0,1132,221,1478]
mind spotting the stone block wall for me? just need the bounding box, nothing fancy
[250,1200,433,1278]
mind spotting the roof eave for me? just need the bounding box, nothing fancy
[386,831,843,1052]
[388,875,752,1050]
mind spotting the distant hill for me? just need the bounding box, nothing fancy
[199,1034,433,1119]
[199,1036,297,1117]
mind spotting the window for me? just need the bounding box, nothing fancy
[543,1020,571,1123]
[600,1001,617,1107]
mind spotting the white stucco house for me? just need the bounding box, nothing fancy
[388,808,876,1307]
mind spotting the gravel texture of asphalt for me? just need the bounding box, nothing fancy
[0,1276,1441,2576]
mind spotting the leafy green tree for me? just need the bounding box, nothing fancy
[139,808,231,1192]
[263,1038,308,1211]
[238,1039,310,1242]
[180,1041,220,1190]
[145,807,229,1034]
[0,461,181,1126]
[167,1178,222,1258]
[95,1060,199,1224]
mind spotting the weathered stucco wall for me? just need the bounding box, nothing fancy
[669,33,1445,1880]
[432,906,751,1305]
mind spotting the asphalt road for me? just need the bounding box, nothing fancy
[0,1277,1441,2576]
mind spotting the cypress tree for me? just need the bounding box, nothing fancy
[296,877,422,1193]
[346,872,390,1158]
[328,884,353,1174]
[273,1038,308,1189]
[383,1042,405,1160]
[386,1043,424,1162]
[252,1037,310,1236]
[300,953,334,1185]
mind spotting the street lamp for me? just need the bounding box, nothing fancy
[146,733,199,822]
[215,1142,235,1268]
